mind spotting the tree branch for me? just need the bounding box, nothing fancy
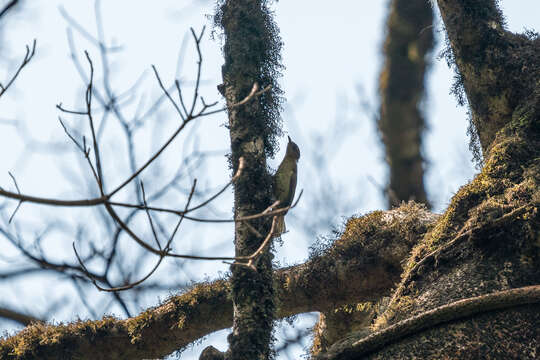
[0,0,18,20]
[0,203,435,359]
[0,307,42,326]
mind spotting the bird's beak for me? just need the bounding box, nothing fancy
[287,135,292,143]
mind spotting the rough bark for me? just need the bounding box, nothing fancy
[215,0,283,358]
[378,0,434,208]
[311,304,376,355]
[0,204,436,359]
[439,0,539,156]
[318,286,540,359]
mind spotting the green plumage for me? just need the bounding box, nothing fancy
[273,136,300,235]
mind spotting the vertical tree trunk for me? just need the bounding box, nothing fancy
[215,1,283,358]
[378,0,434,208]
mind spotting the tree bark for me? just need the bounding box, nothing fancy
[215,1,283,357]
[321,0,540,358]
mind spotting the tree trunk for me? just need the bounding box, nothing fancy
[215,0,283,358]
[378,0,434,208]
[320,0,540,358]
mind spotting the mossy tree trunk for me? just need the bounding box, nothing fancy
[320,0,540,358]
[215,0,283,359]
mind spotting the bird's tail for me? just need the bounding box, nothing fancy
[273,215,286,237]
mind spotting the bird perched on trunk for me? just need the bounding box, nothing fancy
[273,136,300,236]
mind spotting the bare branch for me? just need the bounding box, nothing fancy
[152,65,186,121]
[58,117,88,156]
[0,40,36,100]
[188,27,205,116]
[141,182,161,251]
[58,5,122,52]
[0,306,42,326]
[56,104,88,115]
[83,51,106,194]
[7,172,23,223]
[0,0,18,20]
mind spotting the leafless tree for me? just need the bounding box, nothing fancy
[0,0,286,334]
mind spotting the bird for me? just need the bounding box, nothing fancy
[273,136,300,236]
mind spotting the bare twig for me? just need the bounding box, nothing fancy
[0,0,18,20]
[56,104,89,115]
[58,117,87,154]
[7,172,23,223]
[0,40,36,99]
[188,27,204,116]
[58,5,122,52]
[83,51,106,194]
[109,188,303,223]
[141,182,162,251]
[185,156,245,212]
[165,179,197,251]
[73,238,165,293]
[175,80,189,116]
[242,216,278,270]
[152,65,186,121]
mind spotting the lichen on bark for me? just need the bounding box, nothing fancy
[214,0,284,358]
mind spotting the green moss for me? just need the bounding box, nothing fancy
[377,100,540,331]
[214,0,284,160]
[373,295,415,330]
[339,211,385,246]
[337,202,434,249]
[0,316,122,359]
[406,107,538,271]
[126,310,153,343]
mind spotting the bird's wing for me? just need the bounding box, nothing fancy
[284,168,297,208]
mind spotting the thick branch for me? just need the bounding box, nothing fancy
[0,11,441,356]
[0,204,435,359]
